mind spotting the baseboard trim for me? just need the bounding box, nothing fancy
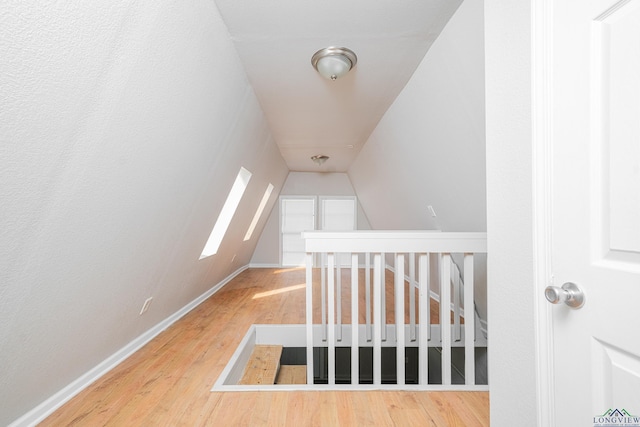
[248,263,282,268]
[9,265,248,427]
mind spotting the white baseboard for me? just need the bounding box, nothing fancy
[9,265,248,427]
[248,263,282,268]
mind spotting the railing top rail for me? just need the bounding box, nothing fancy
[302,231,487,253]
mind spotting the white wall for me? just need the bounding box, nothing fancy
[347,0,487,320]
[251,172,371,266]
[485,0,538,425]
[0,2,287,425]
[348,0,485,233]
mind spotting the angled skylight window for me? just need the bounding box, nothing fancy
[244,183,274,241]
[200,167,252,259]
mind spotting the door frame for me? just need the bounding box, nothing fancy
[531,0,555,425]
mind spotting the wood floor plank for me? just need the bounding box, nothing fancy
[39,267,488,426]
[387,391,438,427]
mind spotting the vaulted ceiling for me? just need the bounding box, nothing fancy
[214,0,463,172]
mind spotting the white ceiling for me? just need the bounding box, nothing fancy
[214,0,463,172]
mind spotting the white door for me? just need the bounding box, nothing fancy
[281,197,315,266]
[550,0,640,425]
[319,197,356,232]
[320,197,356,266]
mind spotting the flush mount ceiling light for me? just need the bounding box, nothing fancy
[311,47,357,81]
[311,155,329,165]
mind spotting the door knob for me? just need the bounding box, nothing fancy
[544,282,585,309]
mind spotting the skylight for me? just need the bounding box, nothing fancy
[200,167,252,259]
[244,183,274,241]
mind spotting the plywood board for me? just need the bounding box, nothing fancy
[238,345,283,385]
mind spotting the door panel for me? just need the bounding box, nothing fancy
[281,198,315,266]
[592,339,640,410]
[595,0,640,259]
[551,0,640,424]
[320,197,356,266]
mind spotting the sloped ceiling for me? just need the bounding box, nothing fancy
[214,0,463,172]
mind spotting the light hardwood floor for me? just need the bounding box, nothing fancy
[41,268,488,426]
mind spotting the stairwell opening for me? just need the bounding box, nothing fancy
[212,324,488,391]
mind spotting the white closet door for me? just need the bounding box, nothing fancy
[320,197,356,266]
[281,198,315,266]
[321,198,356,231]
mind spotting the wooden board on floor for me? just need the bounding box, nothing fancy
[238,345,283,385]
[275,365,307,385]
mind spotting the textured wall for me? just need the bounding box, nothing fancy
[348,0,487,318]
[348,0,485,233]
[0,1,287,424]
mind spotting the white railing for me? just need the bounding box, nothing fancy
[303,231,487,389]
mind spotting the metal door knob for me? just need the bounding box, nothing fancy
[544,282,585,309]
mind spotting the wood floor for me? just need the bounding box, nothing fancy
[41,268,489,426]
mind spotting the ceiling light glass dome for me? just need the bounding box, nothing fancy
[311,47,357,81]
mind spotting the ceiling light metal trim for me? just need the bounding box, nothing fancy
[311,155,330,165]
[311,47,357,81]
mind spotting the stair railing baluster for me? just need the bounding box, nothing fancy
[336,256,342,342]
[418,253,430,385]
[440,253,452,386]
[395,253,405,385]
[305,252,314,385]
[351,253,359,385]
[409,253,416,342]
[327,253,336,385]
[464,253,476,385]
[453,260,462,342]
[365,252,372,342]
[373,252,382,385]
